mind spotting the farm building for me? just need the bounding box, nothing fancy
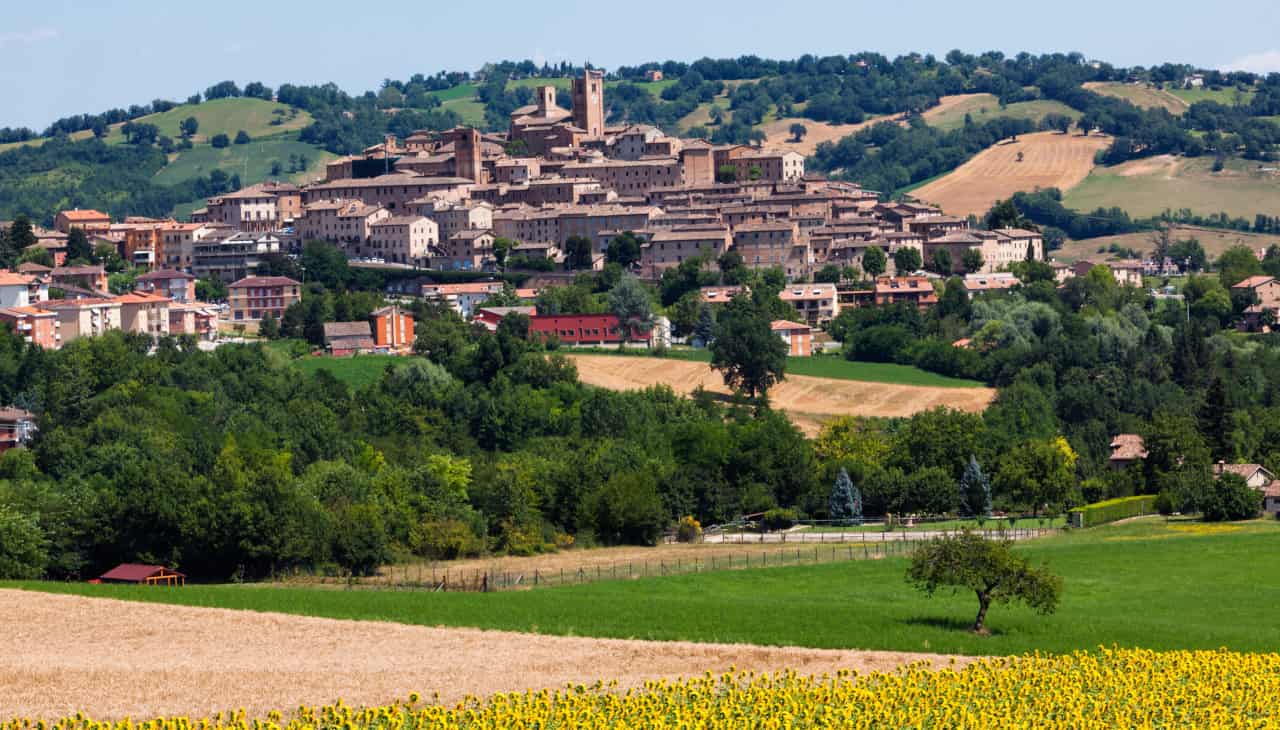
[323,321,375,356]
[771,320,812,356]
[96,563,186,586]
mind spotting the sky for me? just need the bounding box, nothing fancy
[4,0,1280,131]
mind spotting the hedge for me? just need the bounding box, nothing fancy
[1068,495,1158,528]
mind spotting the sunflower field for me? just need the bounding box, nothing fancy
[8,648,1279,729]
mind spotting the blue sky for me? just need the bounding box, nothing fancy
[4,0,1279,130]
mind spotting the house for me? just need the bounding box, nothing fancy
[1074,260,1144,287]
[95,563,186,586]
[873,276,938,308]
[1231,276,1280,316]
[772,320,812,356]
[962,272,1021,298]
[0,271,45,307]
[135,269,197,303]
[227,276,302,322]
[371,305,414,352]
[366,215,437,265]
[51,265,109,294]
[699,285,747,304]
[1109,434,1147,470]
[0,306,60,349]
[1264,481,1280,515]
[421,281,505,318]
[324,321,375,356]
[1212,462,1275,490]
[778,282,840,325]
[0,407,36,453]
[644,69,664,82]
[54,209,111,235]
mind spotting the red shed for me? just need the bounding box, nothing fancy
[97,563,186,586]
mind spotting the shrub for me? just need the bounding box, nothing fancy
[762,507,799,531]
[0,505,47,579]
[676,515,703,543]
[590,471,667,546]
[411,518,485,560]
[210,133,230,148]
[1068,495,1157,528]
[1199,473,1262,522]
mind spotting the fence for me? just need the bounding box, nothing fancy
[694,524,1057,545]
[299,527,1056,593]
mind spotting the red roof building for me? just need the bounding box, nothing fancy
[528,313,651,345]
[96,563,186,586]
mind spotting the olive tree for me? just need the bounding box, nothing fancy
[907,531,1062,634]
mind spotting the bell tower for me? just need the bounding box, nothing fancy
[571,68,605,136]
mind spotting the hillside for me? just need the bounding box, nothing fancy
[1082,82,1189,114]
[909,131,1111,217]
[1063,155,1280,221]
[922,93,1080,131]
[1054,225,1280,264]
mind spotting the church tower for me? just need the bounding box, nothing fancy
[571,68,605,137]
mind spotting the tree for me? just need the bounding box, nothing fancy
[564,235,593,270]
[789,123,808,142]
[258,311,281,339]
[234,130,251,145]
[862,246,887,277]
[984,198,1032,231]
[66,228,93,263]
[179,117,199,137]
[693,303,716,347]
[0,505,47,579]
[814,264,842,284]
[993,437,1078,516]
[960,456,992,517]
[828,468,862,525]
[893,247,922,274]
[929,248,953,275]
[607,275,654,345]
[1216,244,1264,288]
[1199,473,1262,521]
[196,277,228,302]
[492,236,515,270]
[591,471,668,546]
[962,248,985,274]
[1198,377,1234,461]
[716,164,738,184]
[709,294,787,399]
[907,532,1062,634]
[606,231,644,268]
[210,133,231,149]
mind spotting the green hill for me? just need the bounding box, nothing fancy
[114,97,311,143]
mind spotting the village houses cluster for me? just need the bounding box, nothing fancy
[10,68,1190,360]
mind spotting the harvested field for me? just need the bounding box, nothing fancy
[567,354,995,434]
[1083,82,1189,114]
[1063,155,1280,220]
[762,113,900,156]
[922,94,1080,131]
[0,589,969,719]
[1054,225,1280,264]
[910,131,1111,217]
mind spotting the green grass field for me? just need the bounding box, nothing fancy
[288,354,429,389]
[155,134,333,187]
[1064,155,1280,220]
[924,94,1080,132]
[13,518,1280,656]
[572,348,986,389]
[129,98,311,143]
[1167,86,1255,107]
[1084,83,1188,114]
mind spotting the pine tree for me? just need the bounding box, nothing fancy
[1198,377,1233,461]
[66,228,93,263]
[960,455,992,517]
[830,468,862,525]
[693,303,715,347]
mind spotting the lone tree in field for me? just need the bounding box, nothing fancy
[790,123,808,143]
[960,455,992,517]
[829,468,862,526]
[907,532,1062,634]
[709,293,787,400]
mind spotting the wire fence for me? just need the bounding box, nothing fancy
[298,527,1057,593]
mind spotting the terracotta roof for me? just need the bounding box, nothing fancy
[0,406,35,421]
[52,265,105,277]
[771,319,810,331]
[1109,434,1147,461]
[230,276,301,288]
[59,209,109,221]
[15,262,51,274]
[1213,463,1272,480]
[1232,275,1276,290]
[0,271,35,286]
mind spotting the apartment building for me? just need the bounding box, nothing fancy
[420,281,505,318]
[227,276,302,322]
[640,226,731,276]
[0,306,59,349]
[37,298,122,342]
[192,233,283,282]
[303,174,473,211]
[560,158,682,195]
[207,186,282,233]
[436,230,497,271]
[723,150,806,183]
[135,269,197,303]
[116,292,171,337]
[367,215,437,265]
[0,271,45,307]
[732,221,810,279]
[372,304,414,352]
[873,276,939,308]
[409,199,494,241]
[160,223,216,269]
[779,282,841,325]
[51,265,109,294]
[613,125,665,160]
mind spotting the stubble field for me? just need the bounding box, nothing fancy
[910,131,1112,216]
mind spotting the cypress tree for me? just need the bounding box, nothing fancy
[830,468,862,525]
[960,455,992,517]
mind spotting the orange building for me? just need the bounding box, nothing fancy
[372,305,414,352]
[54,209,111,235]
[0,306,60,349]
[771,320,812,357]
